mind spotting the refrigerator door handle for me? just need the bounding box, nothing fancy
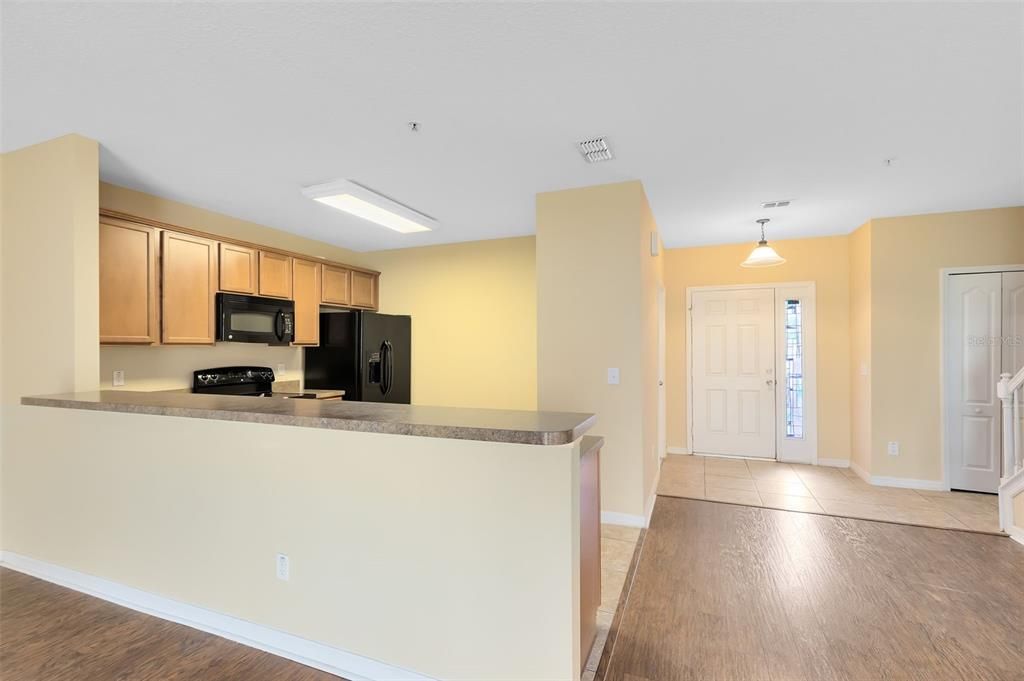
[383,340,394,397]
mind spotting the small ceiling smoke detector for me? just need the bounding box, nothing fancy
[760,199,792,209]
[578,137,614,163]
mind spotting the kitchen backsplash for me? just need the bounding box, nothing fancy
[99,344,304,391]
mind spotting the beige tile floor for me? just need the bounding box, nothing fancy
[657,454,1003,533]
[581,524,641,680]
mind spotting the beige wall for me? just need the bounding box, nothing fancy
[868,207,1024,481]
[849,222,872,474]
[663,235,852,462]
[100,184,537,409]
[640,200,664,512]
[99,345,304,391]
[100,182,366,266]
[5,406,582,680]
[361,237,538,410]
[1015,490,1024,533]
[537,181,658,518]
[1,135,100,549]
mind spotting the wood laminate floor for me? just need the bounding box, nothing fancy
[0,568,344,681]
[600,497,1024,681]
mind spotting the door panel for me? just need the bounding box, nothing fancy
[1003,272,1024,376]
[219,243,257,294]
[100,219,158,344]
[692,288,776,458]
[162,231,217,344]
[947,273,1001,492]
[291,259,321,346]
[258,251,293,299]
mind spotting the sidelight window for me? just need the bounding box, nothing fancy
[784,299,804,439]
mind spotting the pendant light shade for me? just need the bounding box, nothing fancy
[741,218,786,268]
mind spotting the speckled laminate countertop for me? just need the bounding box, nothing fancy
[21,391,595,446]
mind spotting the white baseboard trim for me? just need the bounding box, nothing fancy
[867,475,946,491]
[666,447,690,455]
[600,511,647,528]
[0,551,435,681]
[816,458,850,469]
[847,462,945,491]
[849,460,870,483]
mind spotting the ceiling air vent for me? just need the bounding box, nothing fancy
[578,137,614,163]
[761,199,792,209]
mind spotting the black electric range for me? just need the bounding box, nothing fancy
[191,366,317,399]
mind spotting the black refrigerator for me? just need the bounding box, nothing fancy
[303,311,411,403]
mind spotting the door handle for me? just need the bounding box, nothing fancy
[766,379,777,386]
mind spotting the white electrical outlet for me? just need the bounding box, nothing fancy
[276,363,287,377]
[607,368,620,385]
[276,553,290,581]
[887,441,900,456]
[112,370,126,387]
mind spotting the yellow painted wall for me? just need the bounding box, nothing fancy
[360,238,538,410]
[537,181,655,518]
[869,207,1024,481]
[640,199,664,513]
[99,184,538,409]
[663,235,852,462]
[1,135,99,405]
[6,405,582,680]
[849,222,872,474]
[1,135,100,549]
[100,183,366,265]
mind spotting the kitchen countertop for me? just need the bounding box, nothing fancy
[21,391,595,446]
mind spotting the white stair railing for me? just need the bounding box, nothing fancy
[997,367,1024,479]
[996,367,1024,533]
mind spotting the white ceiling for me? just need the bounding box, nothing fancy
[2,2,1021,251]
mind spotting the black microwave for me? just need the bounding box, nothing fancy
[216,293,295,345]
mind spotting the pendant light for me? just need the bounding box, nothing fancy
[741,218,786,268]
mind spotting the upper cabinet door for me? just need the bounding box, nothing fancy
[219,243,257,294]
[321,264,351,306]
[162,231,218,344]
[100,219,159,344]
[259,251,293,299]
[351,270,378,309]
[292,259,321,346]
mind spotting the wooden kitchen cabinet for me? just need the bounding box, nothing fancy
[100,218,159,344]
[258,251,292,299]
[292,259,321,345]
[161,231,218,344]
[321,264,351,306]
[350,270,378,308]
[219,242,257,294]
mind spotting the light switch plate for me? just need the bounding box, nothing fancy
[112,370,125,387]
[887,441,900,456]
[276,553,290,581]
[276,363,286,377]
[607,368,620,385]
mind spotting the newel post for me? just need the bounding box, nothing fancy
[997,372,1013,480]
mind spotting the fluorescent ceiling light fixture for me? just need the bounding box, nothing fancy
[741,218,786,268]
[302,179,436,233]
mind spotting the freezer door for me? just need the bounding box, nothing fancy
[359,312,411,403]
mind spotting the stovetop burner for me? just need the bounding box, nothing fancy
[192,366,276,396]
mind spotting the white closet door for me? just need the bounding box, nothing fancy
[1002,271,1024,376]
[946,273,1002,493]
[691,288,776,458]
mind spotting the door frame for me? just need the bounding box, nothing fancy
[940,264,1024,491]
[685,281,818,464]
[658,284,667,461]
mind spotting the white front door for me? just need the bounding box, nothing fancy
[947,273,1002,492]
[691,288,776,458]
